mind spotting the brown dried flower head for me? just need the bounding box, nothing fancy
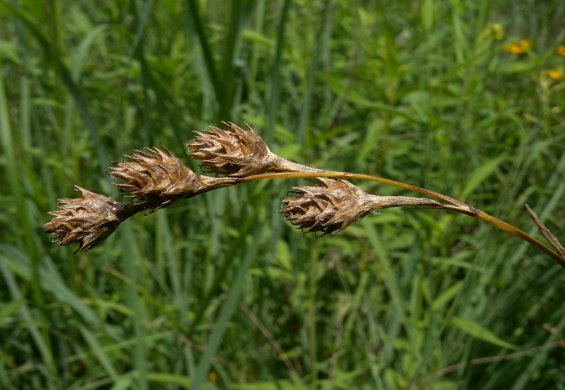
[109,146,235,210]
[281,179,443,235]
[187,122,284,177]
[281,179,375,235]
[44,186,123,252]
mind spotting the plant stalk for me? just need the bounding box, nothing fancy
[240,170,565,268]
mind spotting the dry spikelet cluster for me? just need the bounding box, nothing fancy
[44,187,125,252]
[282,179,377,235]
[109,146,236,211]
[281,179,444,235]
[44,122,461,252]
[187,122,280,176]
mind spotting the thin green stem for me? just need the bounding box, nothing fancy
[240,170,565,268]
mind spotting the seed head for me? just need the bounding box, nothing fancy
[44,186,123,252]
[281,179,376,235]
[110,147,193,199]
[187,122,283,177]
[281,179,444,235]
[109,146,236,210]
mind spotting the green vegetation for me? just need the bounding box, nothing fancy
[1,1,564,389]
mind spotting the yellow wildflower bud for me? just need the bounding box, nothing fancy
[547,69,563,81]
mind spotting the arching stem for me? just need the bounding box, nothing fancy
[240,170,565,268]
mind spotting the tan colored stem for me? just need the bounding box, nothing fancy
[240,170,565,268]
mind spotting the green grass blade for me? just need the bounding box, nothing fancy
[296,2,333,146]
[189,232,259,390]
[0,1,108,169]
[79,325,119,380]
[0,246,120,381]
[459,155,506,201]
[0,251,57,387]
[218,0,243,120]
[184,0,220,104]
[121,222,148,390]
[450,316,517,350]
[129,0,156,58]
[265,0,291,145]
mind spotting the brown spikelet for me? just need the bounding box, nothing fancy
[281,179,445,235]
[109,146,236,210]
[281,179,373,235]
[187,122,285,177]
[43,186,124,252]
[110,147,193,198]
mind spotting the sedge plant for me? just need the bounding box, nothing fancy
[44,122,565,269]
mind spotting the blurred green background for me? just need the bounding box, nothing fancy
[1,0,564,389]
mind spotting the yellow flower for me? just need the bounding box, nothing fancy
[519,39,533,51]
[504,39,533,55]
[557,45,565,57]
[547,69,563,81]
[504,43,524,54]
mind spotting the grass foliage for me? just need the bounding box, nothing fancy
[1,0,564,388]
